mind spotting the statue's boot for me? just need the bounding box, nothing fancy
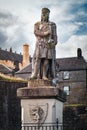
[30,74,37,79]
[30,59,40,79]
[42,76,48,80]
[30,66,38,79]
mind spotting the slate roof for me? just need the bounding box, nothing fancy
[15,63,32,79]
[56,56,87,71]
[16,63,32,74]
[16,56,87,77]
[0,63,12,74]
[0,49,22,63]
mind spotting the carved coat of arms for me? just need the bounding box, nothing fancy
[29,103,48,126]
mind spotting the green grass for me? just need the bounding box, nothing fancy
[0,73,28,83]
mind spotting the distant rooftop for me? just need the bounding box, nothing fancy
[16,63,32,74]
[56,56,87,71]
[0,47,22,63]
[0,63,12,74]
[16,56,87,76]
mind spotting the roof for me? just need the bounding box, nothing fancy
[16,63,32,74]
[16,56,87,75]
[0,63,12,74]
[0,49,22,63]
[56,57,87,71]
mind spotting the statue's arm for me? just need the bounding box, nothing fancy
[34,22,50,37]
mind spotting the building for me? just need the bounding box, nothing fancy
[0,44,30,75]
[56,48,87,105]
[0,63,12,76]
[56,48,87,130]
[15,63,32,80]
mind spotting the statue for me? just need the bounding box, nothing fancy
[31,8,57,80]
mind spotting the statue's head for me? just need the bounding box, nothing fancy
[41,8,50,22]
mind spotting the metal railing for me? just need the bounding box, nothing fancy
[21,122,63,130]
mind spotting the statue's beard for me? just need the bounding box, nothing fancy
[41,18,49,22]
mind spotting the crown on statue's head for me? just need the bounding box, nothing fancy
[42,8,50,14]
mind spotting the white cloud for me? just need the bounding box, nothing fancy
[58,22,80,43]
[56,35,87,60]
[0,0,87,60]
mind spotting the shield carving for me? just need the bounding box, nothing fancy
[29,103,48,126]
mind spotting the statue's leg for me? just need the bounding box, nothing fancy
[42,59,49,80]
[31,58,40,79]
[39,59,43,79]
[47,59,53,79]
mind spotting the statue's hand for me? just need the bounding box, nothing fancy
[44,30,50,36]
[46,39,56,49]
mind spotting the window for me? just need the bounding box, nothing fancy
[63,71,70,79]
[64,86,70,95]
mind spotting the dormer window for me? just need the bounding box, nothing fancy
[63,71,70,80]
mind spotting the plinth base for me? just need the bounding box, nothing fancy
[17,79,66,101]
[17,79,66,127]
[28,79,52,87]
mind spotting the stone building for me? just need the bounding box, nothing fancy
[56,48,87,105]
[15,63,32,80]
[0,63,12,76]
[0,44,30,75]
[56,48,87,130]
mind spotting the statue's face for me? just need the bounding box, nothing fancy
[41,12,49,22]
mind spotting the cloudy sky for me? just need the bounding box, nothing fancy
[0,0,87,59]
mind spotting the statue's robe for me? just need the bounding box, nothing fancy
[32,21,57,78]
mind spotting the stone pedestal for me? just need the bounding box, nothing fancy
[17,79,66,127]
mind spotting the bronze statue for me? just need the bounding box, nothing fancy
[31,8,57,80]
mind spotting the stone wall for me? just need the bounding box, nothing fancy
[57,69,87,130]
[57,70,86,82]
[0,60,14,70]
[57,70,87,104]
[0,80,27,130]
[63,105,87,130]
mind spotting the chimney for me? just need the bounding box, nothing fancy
[23,44,30,67]
[10,47,12,53]
[77,48,82,58]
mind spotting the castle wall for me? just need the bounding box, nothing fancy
[0,80,27,130]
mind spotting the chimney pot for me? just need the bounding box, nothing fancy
[23,43,30,67]
[10,47,12,53]
[77,48,82,58]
